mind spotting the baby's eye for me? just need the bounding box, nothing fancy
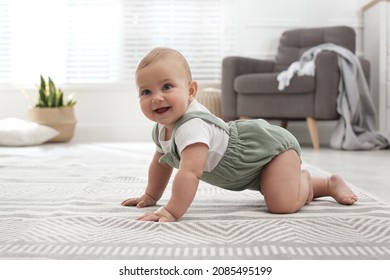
[162,84,173,91]
[140,89,152,96]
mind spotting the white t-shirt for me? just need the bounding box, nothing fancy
[156,100,229,172]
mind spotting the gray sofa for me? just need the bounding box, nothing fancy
[221,26,370,149]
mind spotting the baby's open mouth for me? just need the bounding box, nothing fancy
[155,107,170,114]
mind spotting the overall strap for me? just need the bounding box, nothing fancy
[173,111,230,135]
[153,111,229,149]
[152,123,162,150]
[155,111,230,168]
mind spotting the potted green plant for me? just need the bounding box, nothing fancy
[27,75,77,142]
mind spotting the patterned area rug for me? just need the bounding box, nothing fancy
[0,143,389,260]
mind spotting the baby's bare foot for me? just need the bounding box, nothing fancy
[302,170,313,205]
[327,175,357,205]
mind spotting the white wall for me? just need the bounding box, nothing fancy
[0,0,372,145]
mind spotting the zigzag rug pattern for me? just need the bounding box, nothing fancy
[0,143,389,259]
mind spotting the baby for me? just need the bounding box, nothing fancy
[121,47,357,222]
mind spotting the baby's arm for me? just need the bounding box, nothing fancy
[137,143,209,222]
[121,151,173,207]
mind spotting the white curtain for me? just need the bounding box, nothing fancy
[0,0,234,86]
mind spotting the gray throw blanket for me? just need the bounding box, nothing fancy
[277,43,389,150]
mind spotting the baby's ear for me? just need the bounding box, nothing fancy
[188,80,198,101]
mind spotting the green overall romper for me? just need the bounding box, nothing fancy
[152,111,301,192]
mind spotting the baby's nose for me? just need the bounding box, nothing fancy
[152,91,164,102]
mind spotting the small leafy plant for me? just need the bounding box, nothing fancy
[35,75,76,108]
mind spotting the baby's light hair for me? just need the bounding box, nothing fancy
[136,47,192,82]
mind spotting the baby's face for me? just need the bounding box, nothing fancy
[136,58,196,132]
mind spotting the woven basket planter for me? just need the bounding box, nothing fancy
[27,107,77,142]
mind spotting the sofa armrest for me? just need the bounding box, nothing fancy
[221,56,275,119]
[314,51,340,119]
[314,53,371,119]
[359,57,370,88]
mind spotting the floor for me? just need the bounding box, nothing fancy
[301,145,390,205]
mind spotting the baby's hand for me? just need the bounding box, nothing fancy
[137,206,177,222]
[121,193,157,208]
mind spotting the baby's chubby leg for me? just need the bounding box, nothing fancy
[260,149,311,214]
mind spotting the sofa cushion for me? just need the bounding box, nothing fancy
[234,72,315,94]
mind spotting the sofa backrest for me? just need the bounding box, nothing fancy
[274,26,356,72]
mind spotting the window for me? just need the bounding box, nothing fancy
[0,0,234,87]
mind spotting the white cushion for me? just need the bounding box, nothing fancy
[0,118,59,146]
